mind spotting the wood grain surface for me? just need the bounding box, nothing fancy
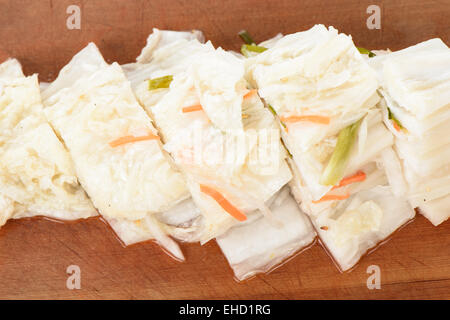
[0,0,449,300]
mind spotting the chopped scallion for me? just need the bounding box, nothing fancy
[320,119,362,186]
[238,30,256,45]
[148,75,173,90]
[267,104,277,116]
[357,47,376,58]
[241,44,267,57]
[388,107,403,129]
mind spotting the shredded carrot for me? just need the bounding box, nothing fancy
[392,120,401,132]
[331,171,366,190]
[243,89,257,99]
[280,115,330,124]
[312,192,350,204]
[312,172,363,203]
[182,104,203,113]
[109,133,160,147]
[200,185,247,222]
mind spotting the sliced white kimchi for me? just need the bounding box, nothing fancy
[372,38,450,226]
[41,43,197,260]
[245,25,415,271]
[126,29,316,278]
[0,58,96,228]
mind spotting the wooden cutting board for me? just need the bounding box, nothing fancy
[0,0,448,300]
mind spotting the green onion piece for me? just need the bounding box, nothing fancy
[267,103,292,158]
[238,30,256,45]
[267,104,277,116]
[241,44,268,57]
[357,47,376,58]
[320,119,362,186]
[388,107,404,129]
[267,104,287,129]
[148,75,173,90]
[280,138,293,158]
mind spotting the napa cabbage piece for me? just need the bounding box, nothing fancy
[190,48,247,131]
[128,31,294,243]
[245,25,379,122]
[123,29,210,90]
[258,33,284,49]
[375,38,450,226]
[0,194,14,227]
[0,59,96,227]
[418,195,450,227]
[245,24,381,201]
[383,40,450,121]
[379,88,450,138]
[245,25,415,271]
[135,32,246,131]
[41,43,194,259]
[136,28,205,64]
[320,186,414,271]
[216,186,315,281]
[289,156,414,271]
[105,197,202,246]
[287,120,413,272]
[276,81,388,202]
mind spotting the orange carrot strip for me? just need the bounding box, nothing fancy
[331,171,366,190]
[200,185,247,222]
[280,115,330,125]
[312,192,350,204]
[392,120,401,132]
[243,89,257,99]
[182,104,203,113]
[109,133,160,147]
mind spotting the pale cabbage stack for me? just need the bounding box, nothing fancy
[374,39,450,226]
[216,186,315,280]
[126,29,316,279]
[245,25,415,271]
[0,59,96,227]
[41,43,196,260]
